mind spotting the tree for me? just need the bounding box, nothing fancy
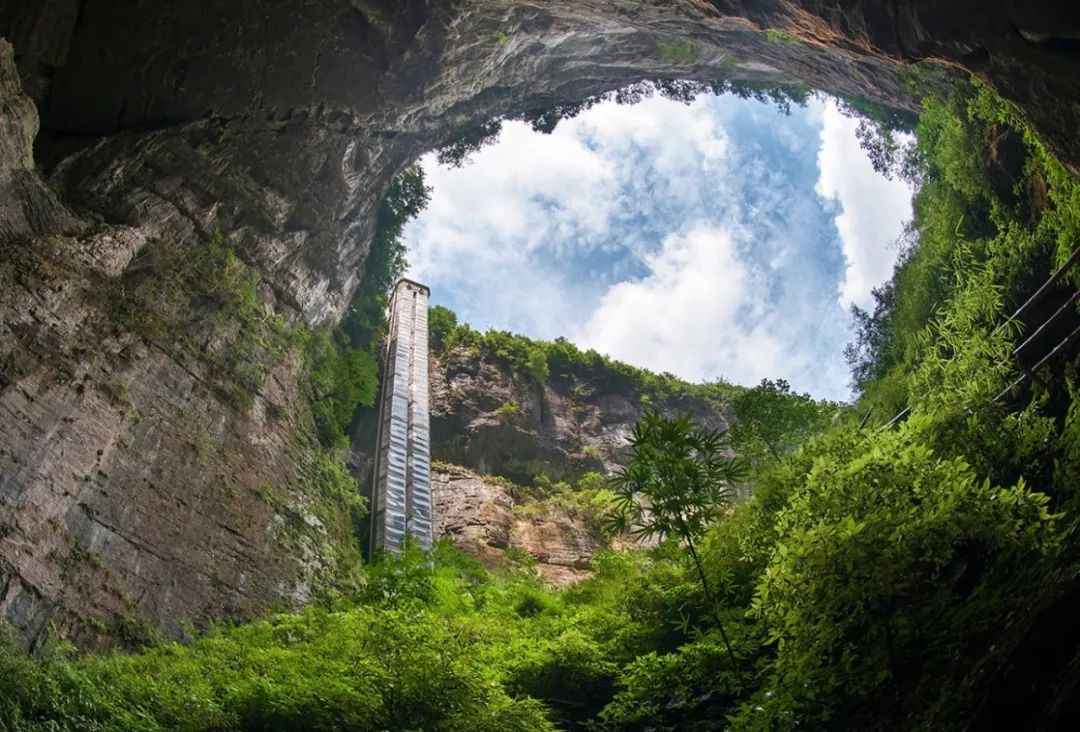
[605,412,746,665]
[341,163,431,352]
[428,304,458,352]
[436,119,503,167]
[314,164,430,447]
[730,378,838,468]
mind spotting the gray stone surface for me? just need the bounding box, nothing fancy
[0,43,357,648]
[429,344,730,486]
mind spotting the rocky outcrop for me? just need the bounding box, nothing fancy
[4,1,1079,185]
[432,464,606,585]
[430,345,729,485]
[0,40,78,242]
[4,0,940,323]
[0,0,1078,646]
[0,42,360,649]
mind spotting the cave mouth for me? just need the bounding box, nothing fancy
[400,83,914,402]
[4,0,1078,665]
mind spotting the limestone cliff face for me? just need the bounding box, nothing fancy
[1,0,1078,646]
[424,345,728,582]
[0,45,360,649]
[344,344,727,582]
[429,345,729,485]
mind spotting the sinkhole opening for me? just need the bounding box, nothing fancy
[399,80,918,403]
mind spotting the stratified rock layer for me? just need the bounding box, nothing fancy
[0,43,358,648]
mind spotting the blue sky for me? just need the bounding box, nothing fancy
[402,92,912,401]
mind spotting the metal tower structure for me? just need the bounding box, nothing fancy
[370,278,433,554]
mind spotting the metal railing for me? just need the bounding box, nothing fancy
[876,243,1080,432]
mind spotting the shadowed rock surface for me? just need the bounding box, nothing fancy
[0,0,1078,647]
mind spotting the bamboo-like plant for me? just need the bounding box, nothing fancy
[604,411,746,665]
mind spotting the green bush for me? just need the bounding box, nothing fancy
[740,416,1057,727]
[308,327,379,447]
[9,67,1080,732]
[309,163,431,447]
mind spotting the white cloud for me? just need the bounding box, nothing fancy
[816,100,914,310]
[403,91,906,401]
[572,225,791,386]
[404,95,738,338]
[569,220,852,398]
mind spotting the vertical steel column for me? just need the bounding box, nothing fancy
[370,279,432,554]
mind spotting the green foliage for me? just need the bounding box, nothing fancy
[0,582,553,731]
[9,70,1080,732]
[108,230,302,411]
[730,378,841,469]
[607,412,746,665]
[764,29,802,47]
[527,345,550,383]
[601,620,761,727]
[606,413,745,542]
[310,163,430,446]
[340,163,430,352]
[658,78,812,116]
[515,471,618,533]
[494,400,524,423]
[431,307,752,408]
[436,119,504,168]
[307,327,379,447]
[657,37,698,63]
[846,79,1080,426]
[428,304,458,351]
[740,417,1057,727]
[834,95,919,180]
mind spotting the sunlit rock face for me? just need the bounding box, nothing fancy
[0,0,1077,646]
[432,464,605,586]
[423,345,722,583]
[428,345,730,486]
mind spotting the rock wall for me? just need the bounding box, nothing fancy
[0,0,1078,645]
[345,343,727,583]
[429,345,730,485]
[4,0,940,323]
[433,464,605,586]
[0,44,361,649]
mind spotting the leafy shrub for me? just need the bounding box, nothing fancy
[310,163,430,447]
[428,304,458,351]
[431,310,756,411]
[108,230,302,411]
[494,400,524,423]
[740,417,1057,727]
[308,327,379,447]
[657,37,698,63]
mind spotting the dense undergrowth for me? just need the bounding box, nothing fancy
[5,78,1080,731]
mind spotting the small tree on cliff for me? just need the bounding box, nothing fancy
[604,412,746,665]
